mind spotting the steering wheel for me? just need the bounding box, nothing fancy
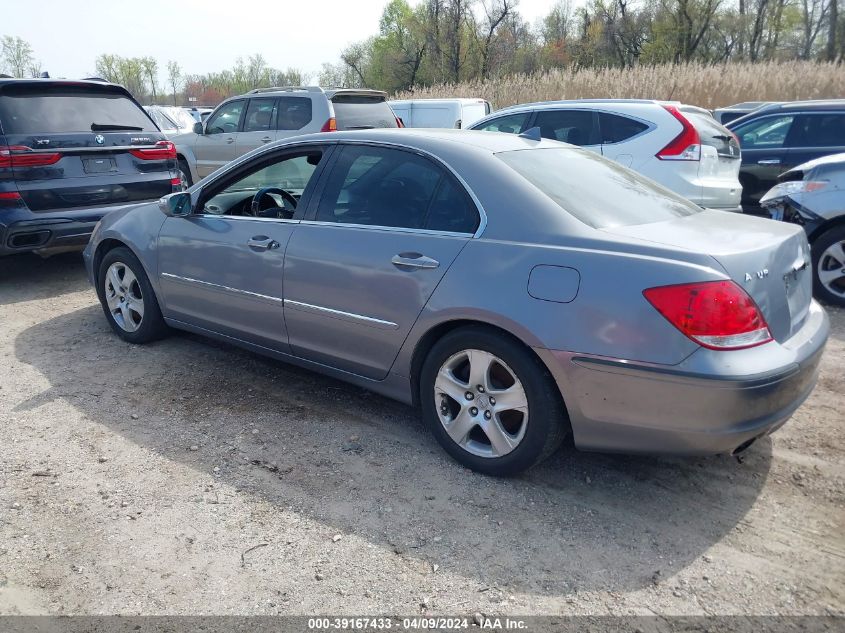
[249,187,298,218]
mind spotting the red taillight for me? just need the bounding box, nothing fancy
[656,105,701,161]
[170,177,182,186]
[320,117,337,132]
[643,280,772,350]
[0,145,62,168]
[0,191,22,203]
[129,140,176,160]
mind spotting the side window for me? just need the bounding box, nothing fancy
[599,112,649,144]
[276,96,313,130]
[534,110,596,145]
[316,145,477,232]
[425,178,480,234]
[243,98,275,132]
[734,115,794,149]
[787,113,845,148]
[205,100,244,135]
[202,150,324,218]
[473,112,529,134]
[147,109,175,131]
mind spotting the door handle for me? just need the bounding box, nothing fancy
[226,137,235,144]
[247,236,280,252]
[757,158,781,165]
[261,136,273,143]
[391,253,439,270]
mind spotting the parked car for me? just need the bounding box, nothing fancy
[83,129,827,476]
[388,98,491,129]
[171,86,400,185]
[0,78,181,257]
[714,101,780,126]
[727,100,845,213]
[182,106,213,123]
[469,99,742,211]
[144,105,197,135]
[760,152,845,307]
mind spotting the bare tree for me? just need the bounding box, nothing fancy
[800,0,829,58]
[167,61,182,105]
[827,0,839,60]
[478,0,514,79]
[141,57,158,103]
[1,36,34,77]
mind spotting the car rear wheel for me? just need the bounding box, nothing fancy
[97,247,168,344]
[420,326,567,476]
[812,225,845,307]
[178,158,192,189]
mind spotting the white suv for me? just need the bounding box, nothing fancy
[469,99,742,211]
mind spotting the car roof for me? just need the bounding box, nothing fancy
[0,77,129,93]
[243,86,388,99]
[498,98,677,112]
[272,128,569,155]
[388,98,489,105]
[752,99,845,113]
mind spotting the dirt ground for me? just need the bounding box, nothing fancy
[0,252,843,617]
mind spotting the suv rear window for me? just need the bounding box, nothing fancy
[331,95,398,130]
[497,148,700,229]
[0,84,156,134]
[686,112,740,159]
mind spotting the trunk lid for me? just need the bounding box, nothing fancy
[0,81,174,212]
[605,210,813,342]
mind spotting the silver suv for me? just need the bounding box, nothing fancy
[172,87,399,185]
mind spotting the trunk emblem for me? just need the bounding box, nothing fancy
[745,269,769,282]
[35,138,50,145]
[94,134,105,145]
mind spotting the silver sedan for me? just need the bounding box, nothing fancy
[83,129,829,475]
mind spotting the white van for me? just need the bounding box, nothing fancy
[388,98,492,129]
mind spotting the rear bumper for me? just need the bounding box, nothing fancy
[0,202,139,256]
[536,300,829,455]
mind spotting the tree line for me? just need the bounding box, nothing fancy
[321,0,844,93]
[2,0,842,104]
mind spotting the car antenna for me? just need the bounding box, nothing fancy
[519,127,542,141]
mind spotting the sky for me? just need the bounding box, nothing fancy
[2,0,558,82]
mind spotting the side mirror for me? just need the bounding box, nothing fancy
[193,121,204,135]
[158,192,193,217]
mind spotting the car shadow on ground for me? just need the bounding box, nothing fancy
[0,252,90,304]
[13,278,772,598]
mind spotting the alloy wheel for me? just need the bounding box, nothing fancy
[818,240,845,301]
[434,349,528,458]
[104,262,145,333]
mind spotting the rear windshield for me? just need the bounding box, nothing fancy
[497,148,701,229]
[331,95,398,130]
[0,84,156,134]
[686,112,740,159]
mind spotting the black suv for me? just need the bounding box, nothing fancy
[0,79,180,256]
[727,100,845,212]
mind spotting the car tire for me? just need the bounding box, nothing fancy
[97,246,168,344]
[812,225,845,307]
[420,326,568,476]
[178,158,193,189]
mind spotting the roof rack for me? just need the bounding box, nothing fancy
[247,86,325,94]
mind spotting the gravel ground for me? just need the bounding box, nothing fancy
[0,252,843,617]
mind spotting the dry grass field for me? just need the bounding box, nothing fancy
[393,61,845,110]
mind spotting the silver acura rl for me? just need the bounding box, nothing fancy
[83,129,829,476]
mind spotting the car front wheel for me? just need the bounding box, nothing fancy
[97,247,168,344]
[420,326,567,476]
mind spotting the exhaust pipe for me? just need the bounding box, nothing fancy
[731,437,757,456]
